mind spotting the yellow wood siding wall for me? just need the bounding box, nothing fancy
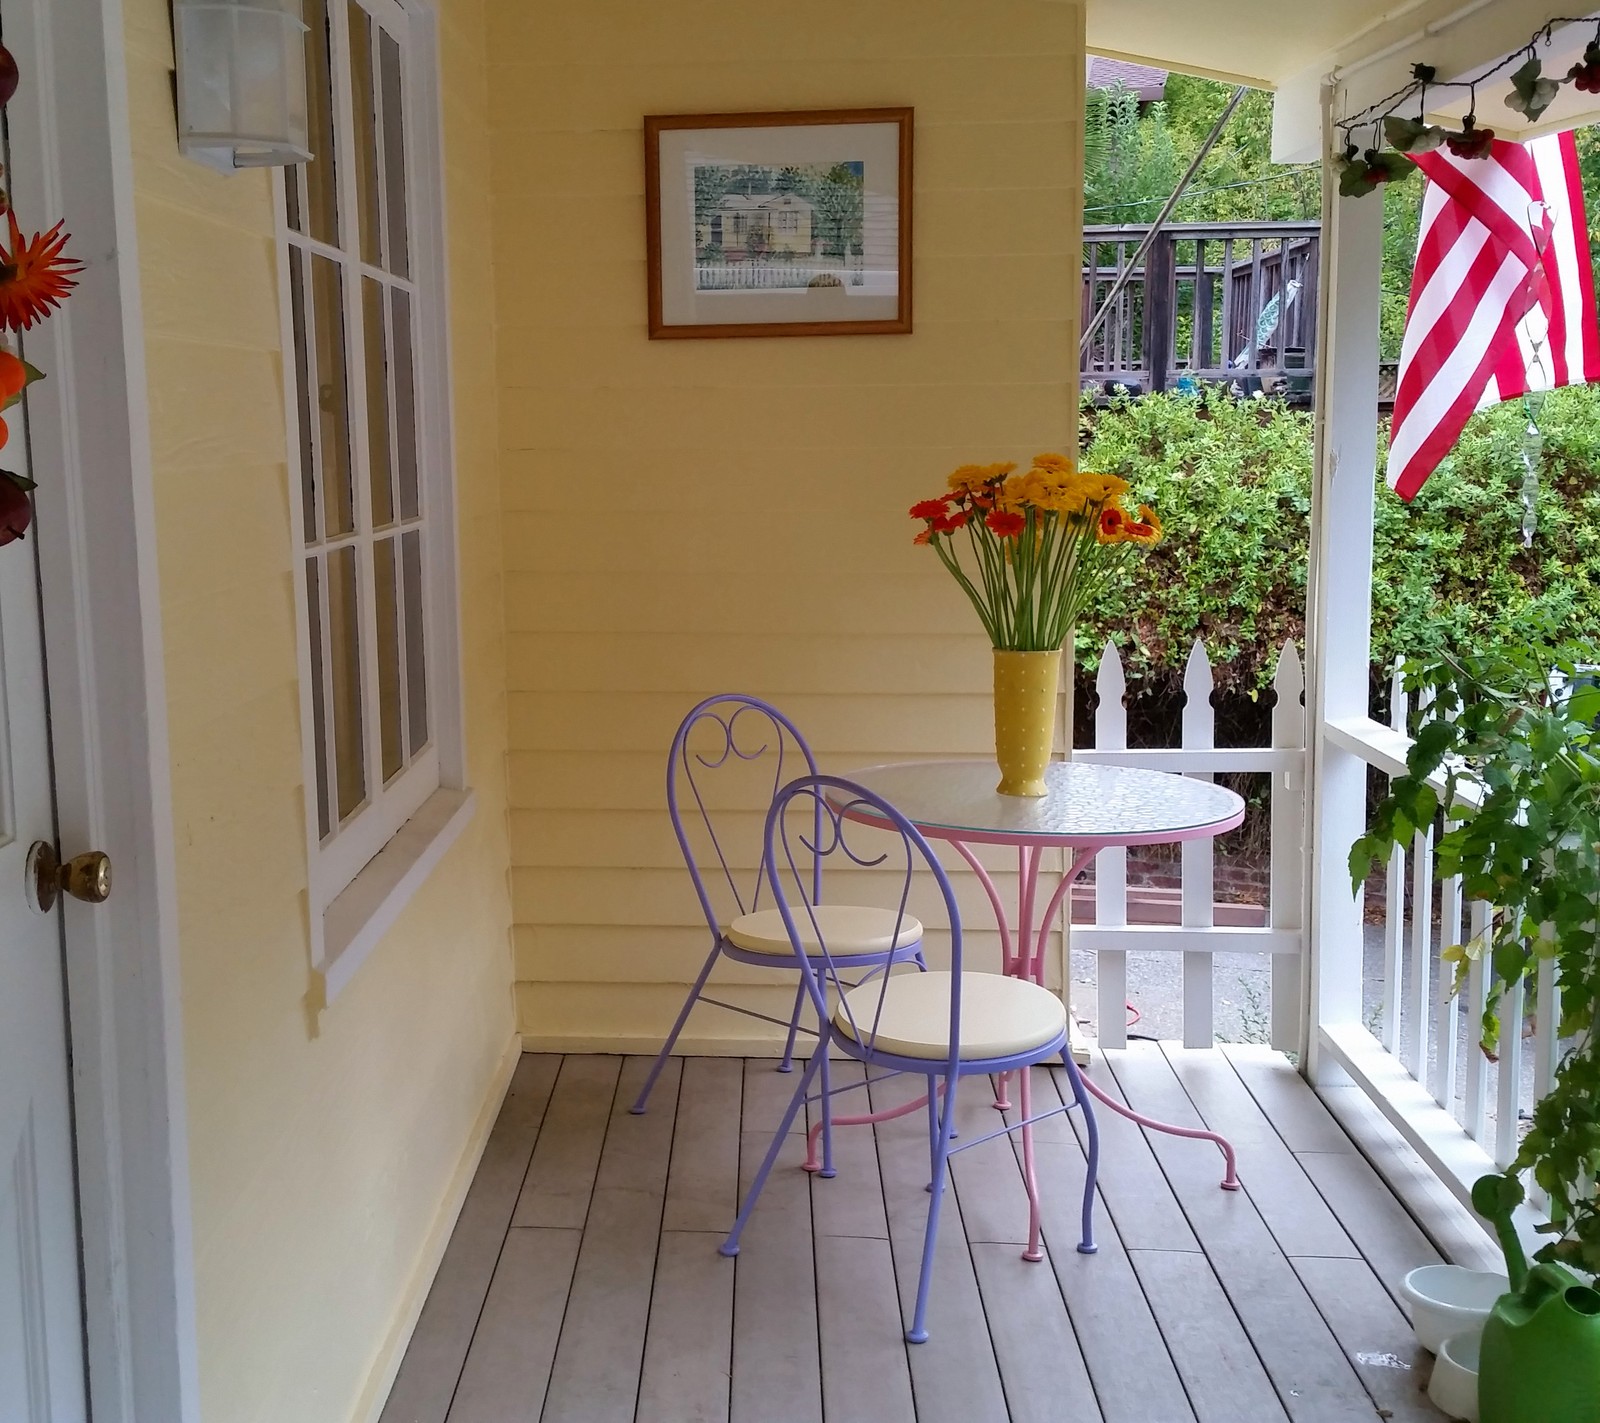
[490,0,1088,1050]
[121,1,512,1418]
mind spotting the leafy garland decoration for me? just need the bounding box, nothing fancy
[1333,17,1600,194]
[0,41,85,549]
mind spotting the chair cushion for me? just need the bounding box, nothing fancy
[832,971,1067,1061]
[725,904,923,958]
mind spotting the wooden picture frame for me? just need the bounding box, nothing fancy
[644,108,913,339]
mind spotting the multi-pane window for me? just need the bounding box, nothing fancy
[282,0,446,900]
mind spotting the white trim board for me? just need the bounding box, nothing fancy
[10,1,198,1419]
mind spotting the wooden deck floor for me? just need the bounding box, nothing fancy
[379,1044,1471,1423]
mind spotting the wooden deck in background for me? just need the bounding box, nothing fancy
[379,1044,1470,1423]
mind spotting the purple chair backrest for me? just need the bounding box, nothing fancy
[763,774,964,1079]
[668,695,823,944]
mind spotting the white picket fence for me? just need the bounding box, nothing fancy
[1072,638,1307,1052]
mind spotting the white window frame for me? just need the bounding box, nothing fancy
[275,0,471,1000]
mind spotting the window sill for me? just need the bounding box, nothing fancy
[319,786,476,1003]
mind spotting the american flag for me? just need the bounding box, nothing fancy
[1385,130,1600,501]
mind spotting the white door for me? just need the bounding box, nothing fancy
[0,244,89,1423]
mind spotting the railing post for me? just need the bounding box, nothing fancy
[1093,641,1130,1049]
[1270,642,1306,1054]
[1144,232,1175,394]
[1304,103,1384,1085]
[1181,640,1217,1047]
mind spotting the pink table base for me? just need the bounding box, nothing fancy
[809,762,1244,1193]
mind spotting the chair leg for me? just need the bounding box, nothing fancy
[1063,1057,1100,1255]
[632,942,723,1114]
[1017,1065,1044,1262]
[720,1046,824,1258]
[777,978,807,1073]
[908,1072,958,1344]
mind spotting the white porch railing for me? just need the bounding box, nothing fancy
[1073,637,1307,1053]
[1320,667,1561,1204]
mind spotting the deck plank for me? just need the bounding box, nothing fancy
[1297,1150,1444,1308]
[663,1057,743,1234]
[1025,1064,1196,1423]
[1218,1045,1356,1154]
[380,1055,561,1423]
[1057,1058,1199,1252]
[810,1059,890,1241]
[511,1055,622,1230]
[815,1233,917,1423]
[868,1071,1011,1423]
[947,1071,1032,1245]
[730,1118,823,1423]
[443,1227,580,1423]
[1293,1255,1442,1423]
[1129,1248,1291,1423]
[1107,1043,1380,1423]
[637,1230,734,1423]
[1159,1044,1358,1259]
[970,1240,1103,1423]
[541,1057,680,1423]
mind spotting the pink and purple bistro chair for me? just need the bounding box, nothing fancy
[719,773,1101,1344]
[630,695,929,1121]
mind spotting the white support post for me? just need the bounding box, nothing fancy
[1304,92,1385,1084]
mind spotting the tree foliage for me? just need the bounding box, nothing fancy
[1076,385,1600,702]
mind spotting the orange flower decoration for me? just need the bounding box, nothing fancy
[913,528,932,546]
[0,212,83,332]
[0,350,26,400]
[933,510,969,534]
[909,497,951,520]
[985,509,1025,538]
[1098,506,1127,542]
[1121,504,1163,545]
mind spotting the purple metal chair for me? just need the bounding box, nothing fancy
[719,773,1101,1345]
[630,696,928,1119]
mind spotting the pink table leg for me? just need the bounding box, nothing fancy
[802,1080,944,1171]
[949,835,1241,1192]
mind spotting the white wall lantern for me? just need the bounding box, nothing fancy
[174,0,312,173]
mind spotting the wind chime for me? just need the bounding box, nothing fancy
[0,41,85,549]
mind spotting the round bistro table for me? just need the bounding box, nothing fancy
[835,759,1248,1189]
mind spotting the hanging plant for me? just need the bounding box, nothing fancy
[1383,114,1445,154]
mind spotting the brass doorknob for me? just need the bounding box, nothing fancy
[27,842,112,912]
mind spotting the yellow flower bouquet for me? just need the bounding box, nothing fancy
[908,453,1162,794]
[909,453,1160,653]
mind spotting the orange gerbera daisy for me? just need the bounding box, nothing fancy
[909,497,951,520]
[932,509,969,534]
[1098,506,1127,542]
[0,212,83,331]
[985,509,1026,538]
[913,528,932,545]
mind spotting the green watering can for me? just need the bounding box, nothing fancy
[1472,1176,1600,1423]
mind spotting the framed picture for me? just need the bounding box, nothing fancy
[644,107,913,339]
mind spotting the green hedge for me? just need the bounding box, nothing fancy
[1076,386,1600,701]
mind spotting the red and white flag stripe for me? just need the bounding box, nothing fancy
[1385,131,1600,502]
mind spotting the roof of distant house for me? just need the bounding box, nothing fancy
[719,192,815,213]
[1086,55,1167,101]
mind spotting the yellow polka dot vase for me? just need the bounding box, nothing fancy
[992,648,1062,796]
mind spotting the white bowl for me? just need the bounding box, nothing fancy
[1428,1329,1481,1421]
[1400,1265,1508,1353]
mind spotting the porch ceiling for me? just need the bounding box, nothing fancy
[1087,1,1600,161]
